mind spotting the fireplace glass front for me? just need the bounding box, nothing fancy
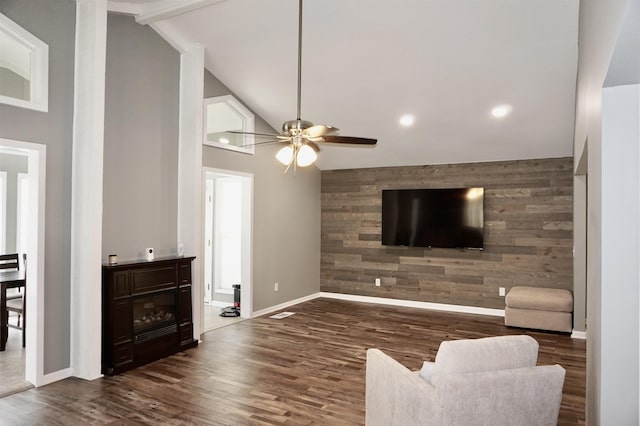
[132,291,177,342]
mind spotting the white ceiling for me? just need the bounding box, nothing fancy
[109,0,580,170]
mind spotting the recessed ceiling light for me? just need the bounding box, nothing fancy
[399,114,415,127]
[491,104,512,118]
[219,138,230,144]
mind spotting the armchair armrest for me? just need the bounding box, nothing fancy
[366,348,443,426]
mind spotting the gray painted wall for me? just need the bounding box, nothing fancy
[0,152,28,253]
[0,0,76,374]
[102,14,180,261]
[202,71,321,312]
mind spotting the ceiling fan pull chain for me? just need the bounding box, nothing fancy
[283,144,297,174]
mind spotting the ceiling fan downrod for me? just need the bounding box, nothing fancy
[296,0,303,122]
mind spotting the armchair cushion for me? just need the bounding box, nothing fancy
[430,335,538,387]
[434,365,565,425]
[420,361,435,382]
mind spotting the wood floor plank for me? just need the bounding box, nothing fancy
[0,298,585,425]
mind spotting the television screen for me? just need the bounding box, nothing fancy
[381,187,484,249]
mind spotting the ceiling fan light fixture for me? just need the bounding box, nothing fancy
[276,145,294,165]
[230,0,376,173]
[296,144,318,167]
[399,114,415,127]
[491,104,512,118]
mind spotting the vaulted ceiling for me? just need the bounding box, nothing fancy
[109,0,580,170]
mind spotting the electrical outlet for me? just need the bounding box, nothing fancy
[375,278,381,287]
[499,287,506,297]
[274,282,279,291]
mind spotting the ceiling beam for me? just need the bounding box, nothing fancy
[135,0,226,25]
[106,1,142,15]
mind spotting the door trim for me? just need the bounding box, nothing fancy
[202,167,253,320]
[0,138,46,386]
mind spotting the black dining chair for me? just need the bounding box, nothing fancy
[0,253,22,302]
[0,253,19,271]
[6,254,26,347]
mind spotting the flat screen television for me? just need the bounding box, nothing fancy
[381,187,484,249]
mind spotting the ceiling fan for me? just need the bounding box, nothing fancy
[229,0,377,172]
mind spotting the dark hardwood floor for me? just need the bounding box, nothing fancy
[0,298,585,425]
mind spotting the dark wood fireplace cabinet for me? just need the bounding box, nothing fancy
[102,256,198,375]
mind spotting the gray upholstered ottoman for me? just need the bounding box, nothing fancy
[505,286,573,332]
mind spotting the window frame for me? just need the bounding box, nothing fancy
[203,95,255,155]
[0,12,49,112]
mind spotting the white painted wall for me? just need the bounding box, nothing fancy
[573,0,631,422]
[176,44,204,340]
[70,0,107,381]
[573,173,587,333]
[599,84,640,423]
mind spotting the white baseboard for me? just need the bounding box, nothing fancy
[37,367,73,387]
[571,330,586,339]
[251,292,322,317]
[252,291,505,318]
[318,293,586,339]
[319,292,505,317]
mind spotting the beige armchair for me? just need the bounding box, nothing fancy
[366,335,565,426]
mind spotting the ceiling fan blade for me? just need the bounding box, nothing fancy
[227,130,289,139]
[320,135,377,145]
[241,139,290,148]
[302,124,339,138]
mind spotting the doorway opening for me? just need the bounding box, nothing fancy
[203,168,252,332]
[0,138,46,394]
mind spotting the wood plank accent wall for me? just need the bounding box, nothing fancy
[320,157,573,309]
